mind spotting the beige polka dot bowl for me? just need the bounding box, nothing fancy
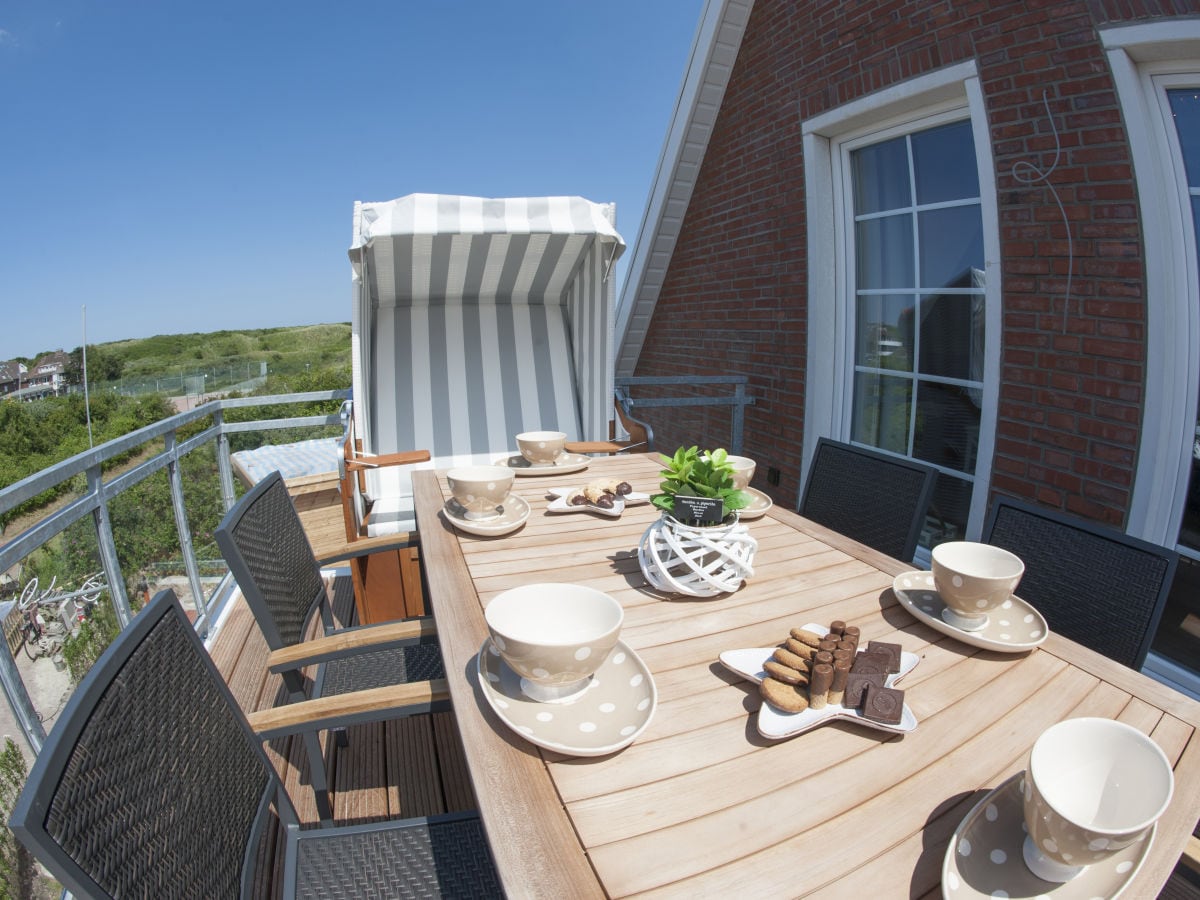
[515,430,567,464]
[1022,717,1174,883]
[725,455,756,490]
[930,541,1024,633]
[484,583,624,703]
[445,465,514,520]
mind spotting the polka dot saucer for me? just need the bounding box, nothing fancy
[893,571,1049,653]
[942,771,1153,898]
[476,638,657,757]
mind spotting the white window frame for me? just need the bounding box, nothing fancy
[1103,24,1200,550]
[801,61,1002,543]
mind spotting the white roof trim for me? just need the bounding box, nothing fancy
[614,0,755,377]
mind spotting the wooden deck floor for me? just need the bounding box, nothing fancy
[206,487,477,895]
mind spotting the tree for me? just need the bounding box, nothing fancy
[65,345,122,386]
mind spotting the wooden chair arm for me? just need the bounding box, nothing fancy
[246,679,449,739]
[565,441,628,455]
[312,529,420,565]
[347,449,432,471]
[265,618,438,673]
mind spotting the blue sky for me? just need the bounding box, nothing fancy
[0,1,705,361]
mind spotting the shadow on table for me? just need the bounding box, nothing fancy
[911,789,991,897]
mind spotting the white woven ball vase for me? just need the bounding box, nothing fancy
[638,513,758,598]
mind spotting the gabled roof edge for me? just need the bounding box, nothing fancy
[613,0,755,377]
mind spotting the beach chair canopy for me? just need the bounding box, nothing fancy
[349,193,624,525]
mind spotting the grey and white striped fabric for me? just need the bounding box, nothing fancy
[349,194,624,521]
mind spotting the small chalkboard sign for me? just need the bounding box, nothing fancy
[674,495,724,525]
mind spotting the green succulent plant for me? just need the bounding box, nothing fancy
[651,446,750,525]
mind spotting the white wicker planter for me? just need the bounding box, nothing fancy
[638,513,758,597]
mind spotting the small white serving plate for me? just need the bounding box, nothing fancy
[476,638,657,757]
[941,772,1153,899]
[442,494,531,537]
[496,453,590,476]
[719,623,919,740]
[545,487,651,517]
[893,571,1049,653]
[738,487,774,521]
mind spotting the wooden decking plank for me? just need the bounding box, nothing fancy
[432,710,479,813]
[386,716,445,818]
[332,722,390,825]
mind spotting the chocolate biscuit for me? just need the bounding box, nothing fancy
[789,628,823,649]
[773,647,810,671]
[784,638,816,660]
[829,659,851,705]
[809,662,834,710]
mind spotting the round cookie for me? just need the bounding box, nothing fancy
[789,628,823,648]
[772,647,811,671]
[764,660,810,686]
[784,638,816,659]
[760,677,810,713]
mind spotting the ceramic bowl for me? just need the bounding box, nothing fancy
[516,430,567,464]
[725,455,756,490]
[445,465,514,520]
[483,583,624,702]
[1022,717,1173,882]
[930,541,1024,632]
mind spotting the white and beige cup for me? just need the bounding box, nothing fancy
[516,430,567,465]
[725,455,756,490]
[484,583,624,702]
[930,541,1024,632]
[446,465,514,520]
[1021,717,1173,882]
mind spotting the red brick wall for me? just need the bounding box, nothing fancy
[634,0,1190,527]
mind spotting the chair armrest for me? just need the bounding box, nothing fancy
[266,618,438,673]
[312,530,421,565]
[565,441,625,454]
[347,449,432,471]
[246,679,450,739]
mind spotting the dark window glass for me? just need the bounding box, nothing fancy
[852,136,911,215]
[912,120,980,204]
[856,214,914,290]
[918,205,984,289]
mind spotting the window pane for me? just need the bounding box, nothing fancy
[918,294,985,381]
[855,294,914,371]
[852,136,911,215]
[1169,89,1200,185]
[856,214,914,289]
[918,205,983,289]
[912,120,979,204]
[913,381,980,474]
[851,371,911,455]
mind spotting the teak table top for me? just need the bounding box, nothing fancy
[412,454,1200,899]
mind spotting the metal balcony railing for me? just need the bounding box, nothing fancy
[0,390,349,752]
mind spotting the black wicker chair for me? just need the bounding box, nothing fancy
[983,496,1178,669]
[799,438,939,562]
[9,590,501,900]
[215,470,448,820]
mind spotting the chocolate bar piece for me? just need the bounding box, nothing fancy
[843,672,884,707]
[866,640,902,674]
[848,651,890,676]
[862,683,905,725]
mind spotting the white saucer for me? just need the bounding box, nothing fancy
[718,623,919,740]
[497,453,590,476]
[545,487,651,517]
[442,494,530,537]
[476,638,657,757]
[738,487,773,521]
[893,571,1049,653]
[941,772,1153,899]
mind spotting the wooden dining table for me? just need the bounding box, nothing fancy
[412,453,1200,898]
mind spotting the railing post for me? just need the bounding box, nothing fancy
[731,381,746,455]
[0,645,46,752]
[214,407,237,513]
[165,430,210,637]
[90,465,133,629]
